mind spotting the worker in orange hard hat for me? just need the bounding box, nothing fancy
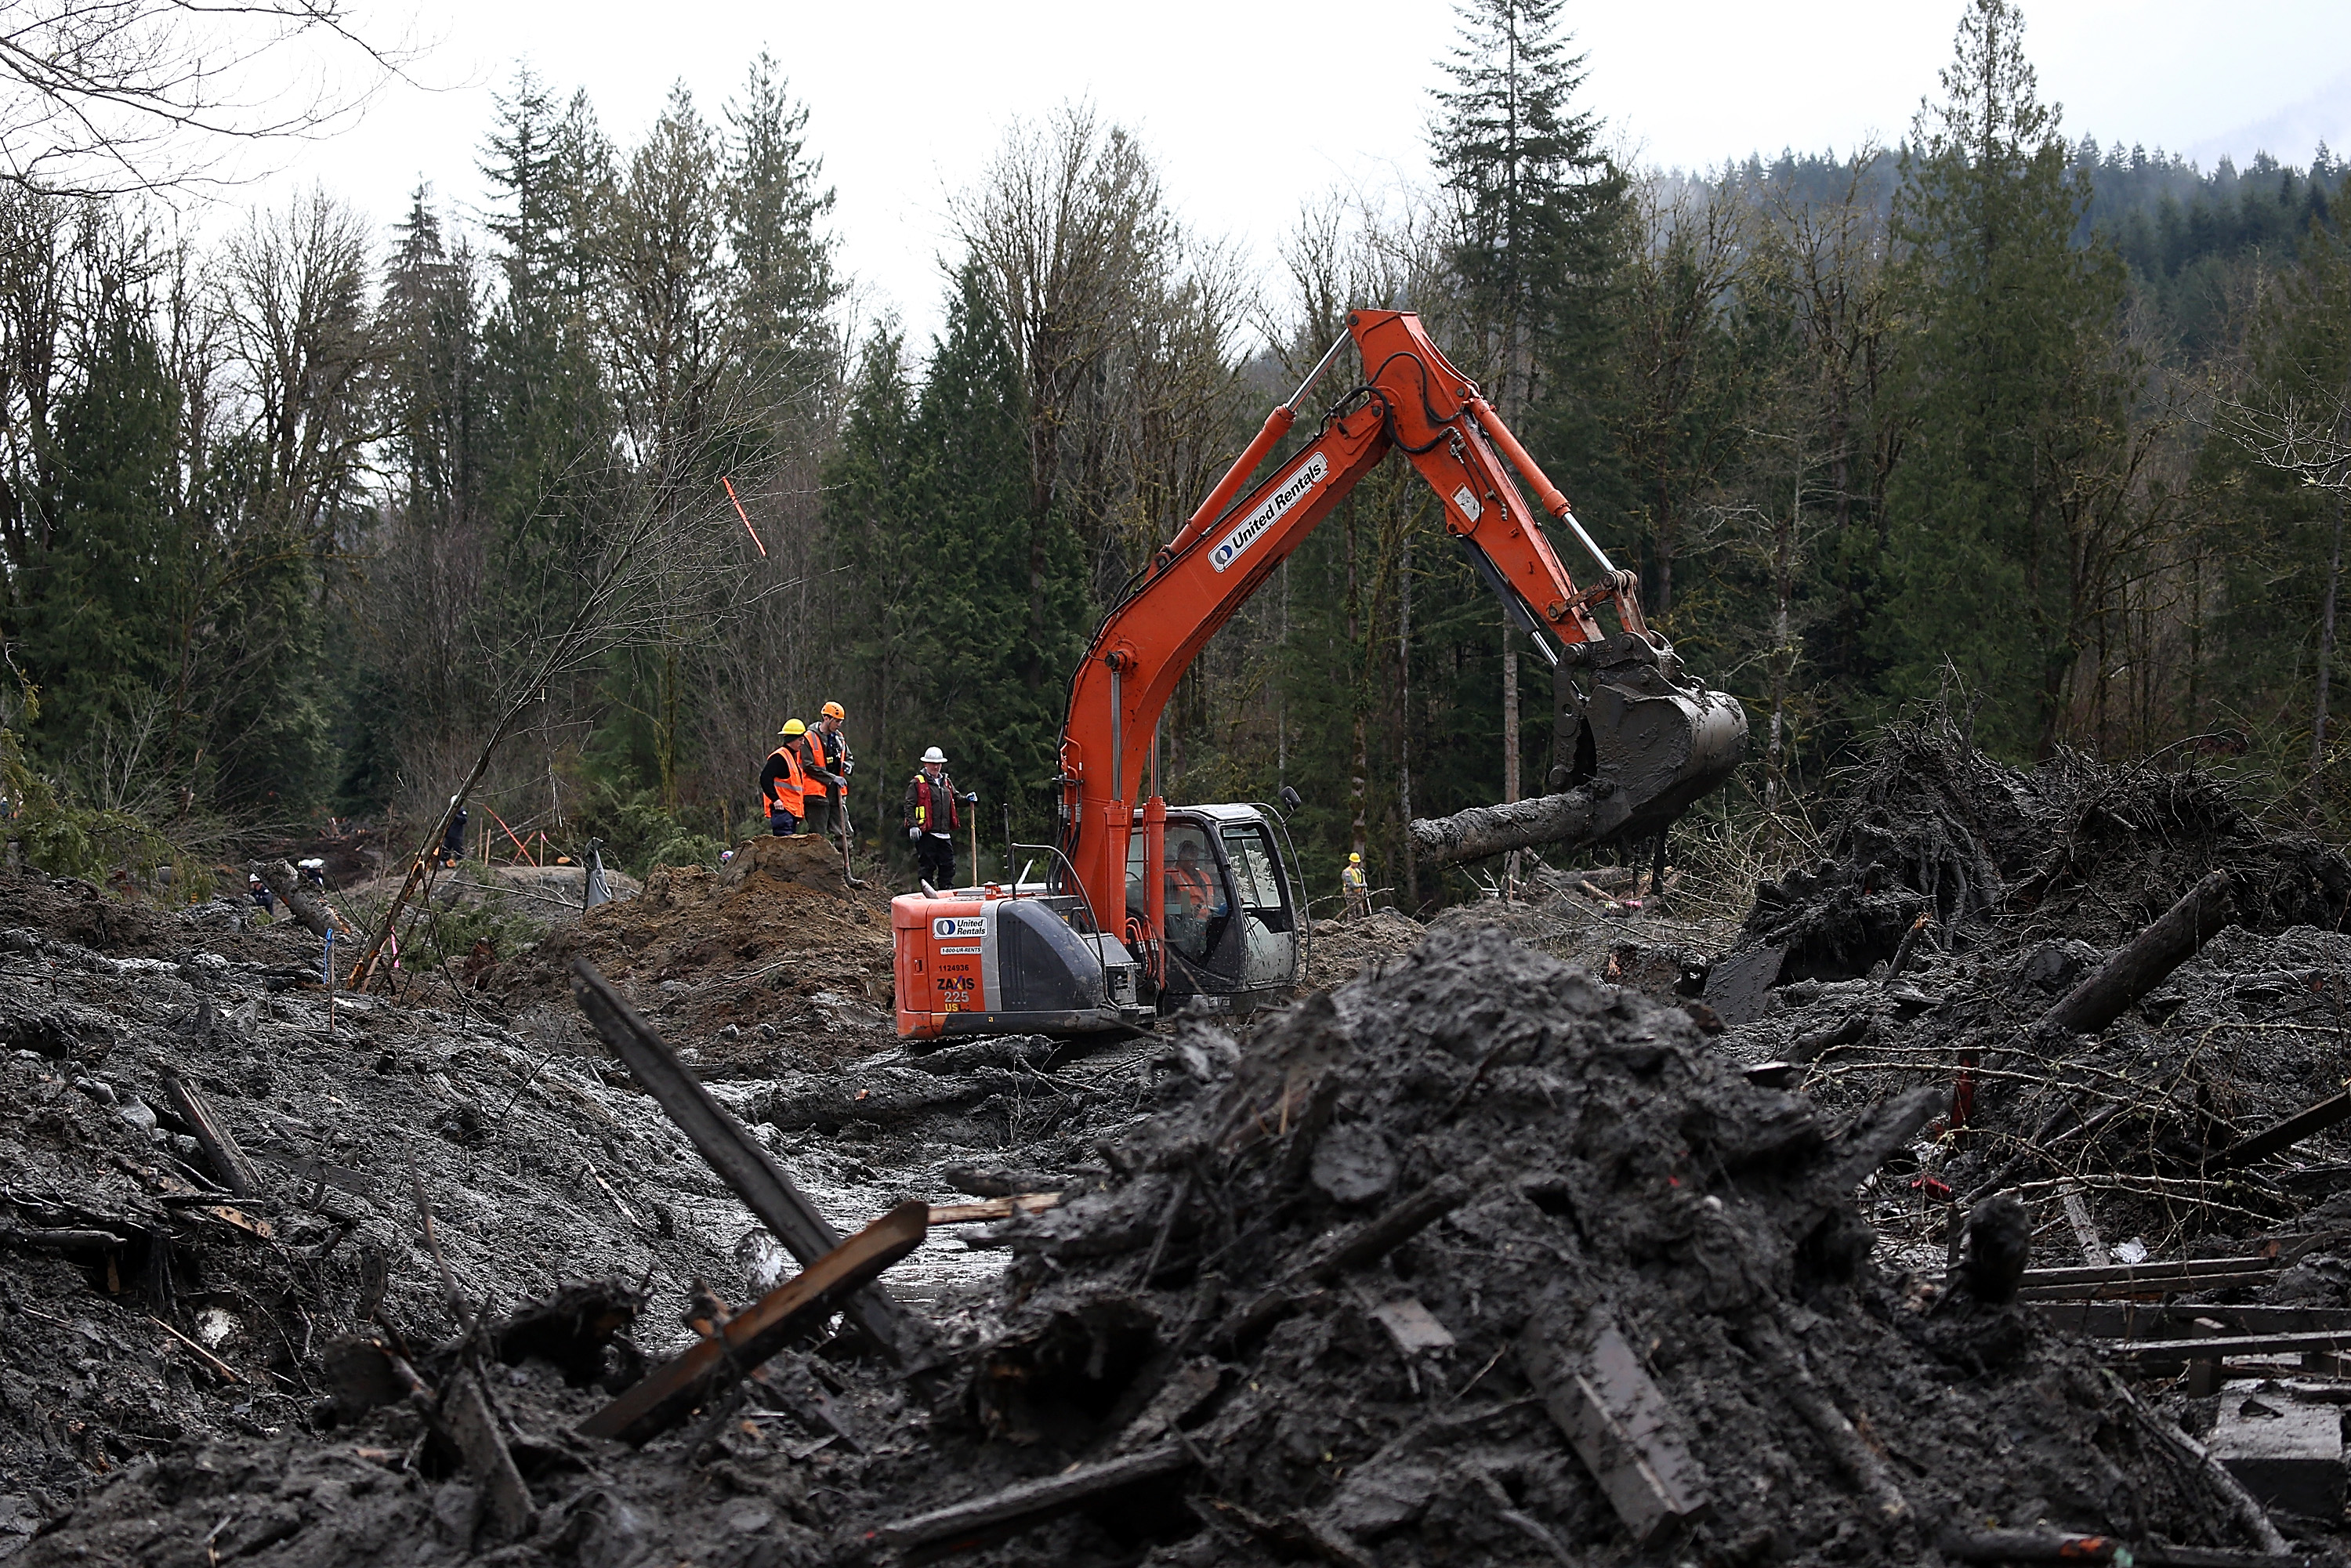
[760,720,814,835]
[803,701,852,842]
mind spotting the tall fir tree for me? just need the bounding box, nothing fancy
[723,52,838,417]
[1882,0,2133,758]
[1432,0,1625,419]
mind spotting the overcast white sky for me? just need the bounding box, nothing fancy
[251,0,2351,345]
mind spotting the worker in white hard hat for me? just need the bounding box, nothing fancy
[1341,849,1371,922]
[903,746,960,889]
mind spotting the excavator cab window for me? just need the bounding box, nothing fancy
[1219,824,1292,934]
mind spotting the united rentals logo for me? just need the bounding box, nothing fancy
[1211,453,1328,574]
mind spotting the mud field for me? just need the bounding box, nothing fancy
[7,730,2351,1567]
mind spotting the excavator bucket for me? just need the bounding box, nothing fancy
[1407,633,1747,866]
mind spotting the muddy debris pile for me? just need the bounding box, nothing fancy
[849,925,2276,1566]
[492,835,896,1062]
[1719,709,2351,998]
[1704,708,2351,1268]
[0,860,938,1563]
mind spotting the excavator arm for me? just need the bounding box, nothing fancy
[1053,310,1744,975]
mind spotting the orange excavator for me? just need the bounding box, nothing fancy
[892,310,1746,1040]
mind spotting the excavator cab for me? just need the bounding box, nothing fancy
[1124,804,1305,1015]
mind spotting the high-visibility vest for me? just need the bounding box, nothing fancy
[793,733,833,792]
[1342,864,1367,893]
[1168,861,1212,914]
[764,745,810,815]
[911,774,956,833]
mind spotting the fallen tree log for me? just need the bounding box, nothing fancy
[249,860,357,940]
[1407,788,1611,865]
[2042,870,2235,1035]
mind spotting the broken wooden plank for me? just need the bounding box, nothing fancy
[2106,1330,2351,1365]
[2188,1318,2226,1400]
[1520,1313,1712,1547]
[2038,1303,2351,1338]
[2043,870,2235,1035]
[440,1369,534,1542]
[2215,1092,2351,1171]
[162,1072,263,1198]
[926,1193,1061,1226]
[1943,1255,2280,1290]
[578,1200,927,1445]
[571,958,918,1362]
[1369,1298,1457,1356]
[2059,1182,2110,1267]
[878,1443,1192,1555]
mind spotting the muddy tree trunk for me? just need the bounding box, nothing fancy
[1409,790,1599,866]
[2042,871,2235,1036]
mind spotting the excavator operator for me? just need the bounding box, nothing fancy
[1164,836,1226,960]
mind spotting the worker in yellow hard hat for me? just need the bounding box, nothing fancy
[760,720,813,835]
[804,701,852,842]
[1342,850,1371,922]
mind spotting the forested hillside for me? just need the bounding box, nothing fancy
[3,0,2346,909]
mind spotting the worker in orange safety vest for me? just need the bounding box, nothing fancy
[802,701,852,841]
[760,720,814,835]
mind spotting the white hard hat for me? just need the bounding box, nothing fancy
[922,746,947,765]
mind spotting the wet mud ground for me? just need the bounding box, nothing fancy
[7,722,2351,1565]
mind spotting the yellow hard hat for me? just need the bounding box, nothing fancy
[820,701,846,721]
[1349,852,1361,864]
[779,719,806,737]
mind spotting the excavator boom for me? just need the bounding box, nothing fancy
[1054,310,1747,977]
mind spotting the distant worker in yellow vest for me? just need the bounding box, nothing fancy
[760,721,814,835]
[1342,851,1371,921]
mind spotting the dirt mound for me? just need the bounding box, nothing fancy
[0,871,302,967]
[1301,910,1426,991]
[492,835,896,1063]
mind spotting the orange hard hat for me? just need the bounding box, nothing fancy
[821,701,846,720]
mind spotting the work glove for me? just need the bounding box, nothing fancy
[907,826,920,841]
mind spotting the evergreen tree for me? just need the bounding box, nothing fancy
[21,300,183,766]
[1882,0,2135,758]
[723,53,838,408]
[916,264,1081,832]
[1431,0,1625,418]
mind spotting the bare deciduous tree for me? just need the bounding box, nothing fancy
[0,0,414,194]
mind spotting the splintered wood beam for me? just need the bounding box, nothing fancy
[578,1200,927,1446]
[571,957,920,1362]
[926,1193,1061,1226]
[1520,1313,1713,1546]
[162,1071,263,1198]
[878,1444,1192,1555]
